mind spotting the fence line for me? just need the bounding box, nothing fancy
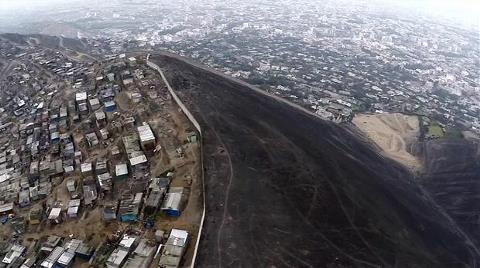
[146,57,206,268]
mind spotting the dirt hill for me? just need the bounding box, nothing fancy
[151,53,479,267]
[353,113,421,172]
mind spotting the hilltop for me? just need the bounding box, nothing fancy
[151,53,479,267]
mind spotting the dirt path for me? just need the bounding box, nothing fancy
[207,113,234,268]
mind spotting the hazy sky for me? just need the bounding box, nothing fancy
[0,0,479,30]
[1,0,478,16]
[388,0,480,26]
[0,0,83,14]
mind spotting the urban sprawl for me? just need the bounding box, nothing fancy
[0,36,202,268]
[6,0,477,135]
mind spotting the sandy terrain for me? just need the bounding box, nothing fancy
[353,113,421,171]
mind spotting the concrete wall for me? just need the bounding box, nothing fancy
[147,60,202,136]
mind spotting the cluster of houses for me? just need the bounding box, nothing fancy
[108,175,186,223]
[104,228,189,268]
[0,38,196,268]
[0,231,191,268]
[1,235,93,268]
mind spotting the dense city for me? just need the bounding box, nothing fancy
[0,35,203,267]
[1,0,477,136]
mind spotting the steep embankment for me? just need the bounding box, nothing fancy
[151,53,479,267]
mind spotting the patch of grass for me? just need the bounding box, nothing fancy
[428,123,444,137]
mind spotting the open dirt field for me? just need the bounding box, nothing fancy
[353,113,421,172]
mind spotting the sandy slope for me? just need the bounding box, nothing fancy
[353,113,421,171]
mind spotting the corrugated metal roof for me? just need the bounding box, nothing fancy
[133,193,143,204]
[137,124,155,143]
[64,239,82,252]
[80,162,92,173]
[161,193,182,211]
[57,250,74,266]
[75,92,87,102]
[105,101,116,107]
[68,199,81,207]
[67,206,78,216]
[168,229,188,247]
[107,247,129,266]
[119,235,137,249]
[48,208,61,219]
[116,164,128,176]
[129,155,147,166]
[95,111,106,120]
[89,98,100,106]
[41,246,64,268]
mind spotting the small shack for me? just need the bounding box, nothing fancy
[0,202,14,215]
[29,207,42,225]
[115,164,128,180]
[48,207,62,224]
[158,229,189,268]
[160,187,184,217]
